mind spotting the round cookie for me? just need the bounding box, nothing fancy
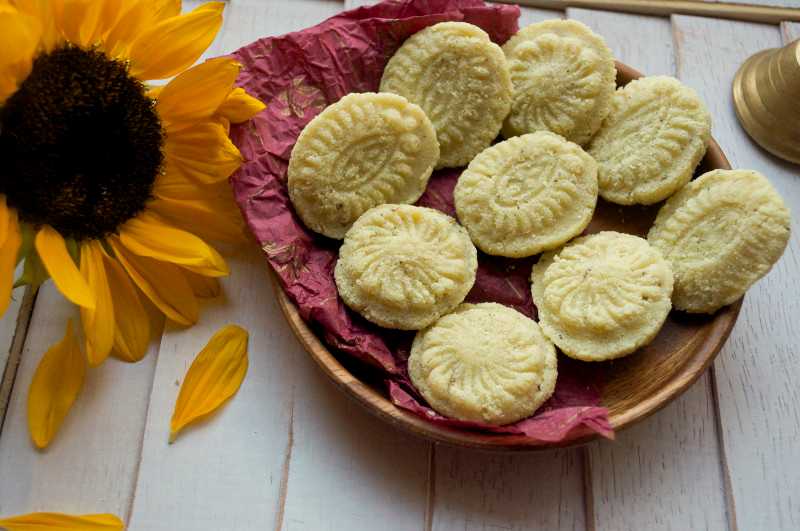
[501,20,616,145]
[379,22,512,169]
[288,92,439,239]
[588,76,711,205]
[454,131,598,258]
[335,204,477,330]
[408,303,557,425]
[647,169,790,314]
[532,231,674,361]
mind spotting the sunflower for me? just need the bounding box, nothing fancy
[0,0,264,445]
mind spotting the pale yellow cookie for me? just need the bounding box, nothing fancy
[532,231,673,361]
[288,92,439,239]
[501,20,616,145]
[380,22,512,169]
[335,204,477,330]
[408,303,557,425]
[588,76,711,205]
[454,131,598,257]
[647,169,790,314]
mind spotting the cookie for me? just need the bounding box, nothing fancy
[647,169,790,313]
[408,303,557,425]
[588,76,711,205]
[454,131,598,257]
[501,20,616,145]
[380,22,512,169]
[532,231,673,361]
[288,92,439,239]
[335,204,477,330]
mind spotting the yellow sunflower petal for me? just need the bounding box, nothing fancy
[164,121,242,184]
[169,324,248,442]
[0,208,21,316]
[104,0,181,60]
[79,240,114,367]
[27,320,86,449]
[102,250,151,363]
[150,195,245,244]
[128,2,224,81]
[0,195,9,247]
[35,226,95,309]
[153,171,230,200]
[0,512,123,530]
[14,0,61,52]
[109,236,198,326]
[119,211,229,276]
[217,88,266,123]
[183,269,221,298]
[0,5,41,102]
[157,57,240,128]
[57,0,105,48]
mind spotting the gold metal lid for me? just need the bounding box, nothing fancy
[733,39,800,164]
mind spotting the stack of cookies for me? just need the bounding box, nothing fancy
[286,20,791,426]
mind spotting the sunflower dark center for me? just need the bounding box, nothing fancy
[0,45,163,240]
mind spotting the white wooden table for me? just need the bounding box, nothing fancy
[1,1,799,529]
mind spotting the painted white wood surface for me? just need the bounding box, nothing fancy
[673,14,800,531]
[567,8,730,531]
[0,283,161,520]
[0,287,24,388]
[2,1,800,530]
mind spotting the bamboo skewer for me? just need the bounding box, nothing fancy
[491,0,800,24]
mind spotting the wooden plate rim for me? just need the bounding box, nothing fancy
[271,61,741,451]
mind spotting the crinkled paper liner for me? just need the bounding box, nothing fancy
[228,0,613,442]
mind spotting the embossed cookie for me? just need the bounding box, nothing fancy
[648,169,790,314]
[288,92,439,239]
[588,76,711,205]
[501,20,616,145]
[408,303,557,425]
[335,204,478,330]
[380,22,512,169]
[532,231,674,361]
[454,131,598,257]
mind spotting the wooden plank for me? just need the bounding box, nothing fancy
[0,283,161,519]
[0,272,33,432]
[673,14,800,531]
[0,286,24,393]
[431,448,587,531]
[567,9,729,531]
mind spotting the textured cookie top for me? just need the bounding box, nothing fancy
[335,204,477,330]
[588,76,711,205]
[454,132,598,257]
[532,231,674,361]
[380,22,512,169]
[648,169,791,314]
[408,303,557,425]
[501,20,616,145]
[288,92,439,239]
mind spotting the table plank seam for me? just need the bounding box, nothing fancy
[708,364,740,531]
[581,446,596,531]
[424,444,436,531]
[123,337,163,526]
[0,287,37,437]
[274,393,295,531]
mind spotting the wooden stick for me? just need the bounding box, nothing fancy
[492,0,800,25]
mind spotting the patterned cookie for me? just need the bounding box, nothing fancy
[454,132,598,257]
[501,20,616,145]
[335,204,478,330]
[408,303,557,425]
[532,232,673,361]
[288,92,439,239]
[648,169,790,314]
[588,76,711,205]
[380,22,512,169]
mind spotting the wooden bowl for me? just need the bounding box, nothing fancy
[274,62,740,451]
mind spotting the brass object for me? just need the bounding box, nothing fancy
[733,39,800,165]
